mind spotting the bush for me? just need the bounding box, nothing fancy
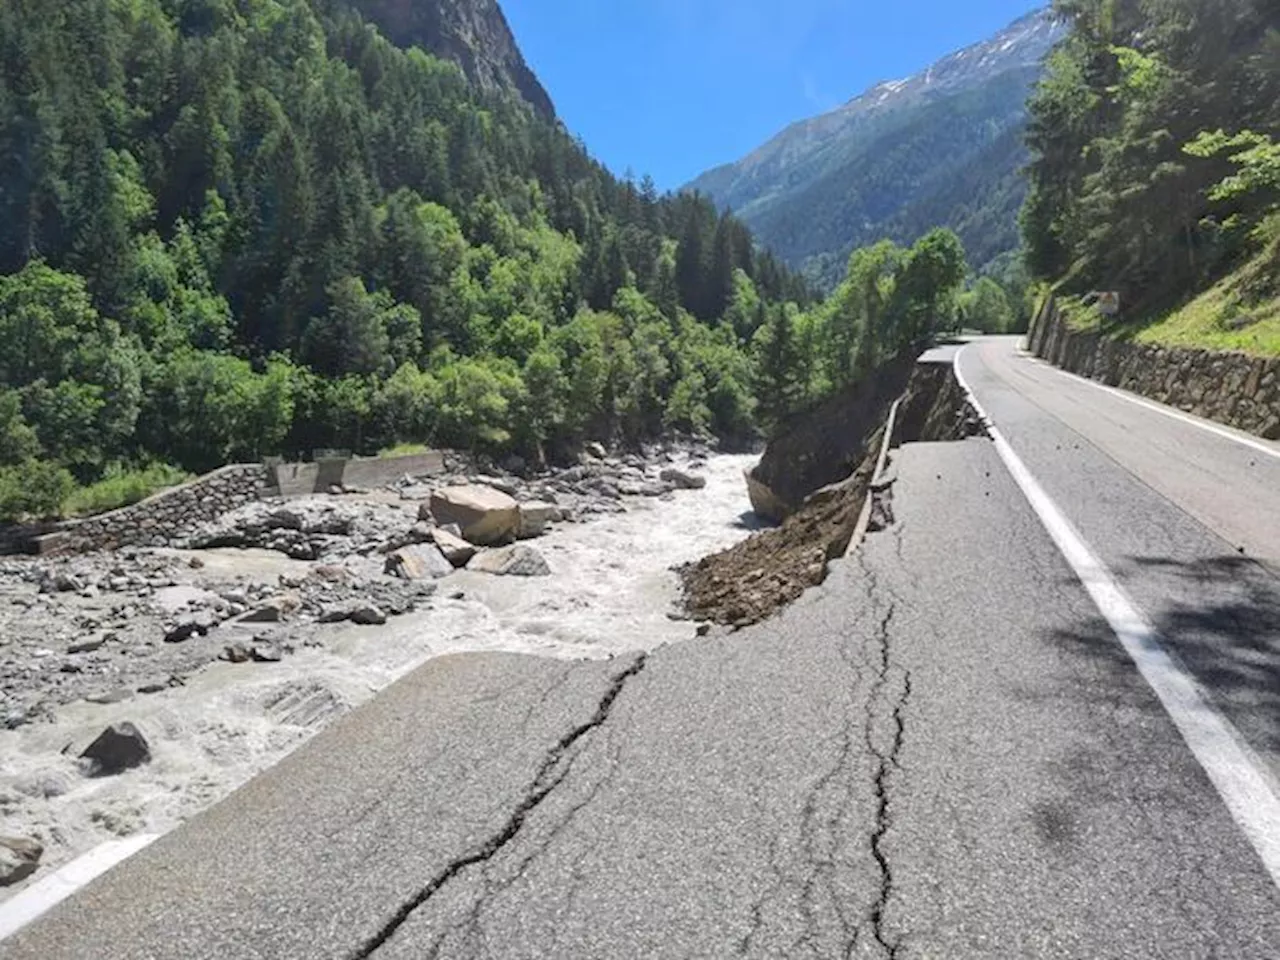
[0,459,76,522]
[62,462,190,518]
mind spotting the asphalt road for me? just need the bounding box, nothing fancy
[4,338,1279,958]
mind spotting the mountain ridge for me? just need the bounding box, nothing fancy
[687,8,1065,286]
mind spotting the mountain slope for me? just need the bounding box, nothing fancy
[687,9,1064,286]
[340,0,555,118]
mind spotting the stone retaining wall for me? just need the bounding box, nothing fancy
[48,465,269,554]
[1028,298,1280,440]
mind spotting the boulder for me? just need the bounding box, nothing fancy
[517,501,562,539]
[660,468,707,491]
[39,572,84,594]
[250,643,284,663]
[220,643,251,664]
[0,836,43,887]
[163,614,214,644]
[234,594,301,624]
[350,605,388,626]
[745,471,789,524]
[80,722,151,776]
[384,544,452,581]
[469,544,551,577]
[431,527,477,568]
[429,486,520,546]
[477,475,520,497]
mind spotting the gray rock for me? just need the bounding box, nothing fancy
[468,544,552,578]
[384,544,452,581]
[517,501,562,539]
[220,644,251,664]
[0,836,43,887]
[660,468,707,490]
[67,636,108,655]
[80,722,151,776]
[430,527,477,568]
[350,605,388,626]
[250,643,284,663]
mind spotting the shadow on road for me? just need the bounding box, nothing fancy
[1041,554,1280,757]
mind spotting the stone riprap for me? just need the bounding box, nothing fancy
[1028,299,1280,440]
[50,466,269,555]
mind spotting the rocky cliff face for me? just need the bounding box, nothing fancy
[346,0,555,119]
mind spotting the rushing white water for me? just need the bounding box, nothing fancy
[0,453,757,898]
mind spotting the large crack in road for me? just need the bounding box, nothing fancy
[348,654,649,959]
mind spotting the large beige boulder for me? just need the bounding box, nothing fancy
[431,527,477,568]
[745,470,788,523]
[429,485,520,546]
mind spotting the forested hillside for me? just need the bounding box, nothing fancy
[0,0,820,518]
[1023,0,1280,328]
[689,10,1063,289]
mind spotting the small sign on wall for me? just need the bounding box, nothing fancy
[1084,291,1121,316]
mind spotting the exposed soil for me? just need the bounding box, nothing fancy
[678,450,879,628]
[679,360,986,629]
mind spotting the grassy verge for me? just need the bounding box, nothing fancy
[63,463,192,518]
[1055,251,1280,358]
[377,442,431,458]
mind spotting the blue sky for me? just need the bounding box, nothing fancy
[502,0,1044,190]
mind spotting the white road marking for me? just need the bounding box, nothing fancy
[1013,346,1280,462]
[0,834,159,943]
[956,345,1280,889]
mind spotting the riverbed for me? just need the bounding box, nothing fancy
[0,452,758,898]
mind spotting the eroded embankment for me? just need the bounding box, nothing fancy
[679,360,984,628]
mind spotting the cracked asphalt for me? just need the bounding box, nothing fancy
[5,339,1280,958]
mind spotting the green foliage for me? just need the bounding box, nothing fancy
[63,462,191,518]
[0,460,75,522]
[1184,130,1280,205]
[1022,0,1280,315]
[960,278,1018,333]
[0,0,824,482]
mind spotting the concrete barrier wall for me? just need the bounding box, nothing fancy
[1028,299,1280,440]
[270,452,445,497]
[342,451,445,490]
